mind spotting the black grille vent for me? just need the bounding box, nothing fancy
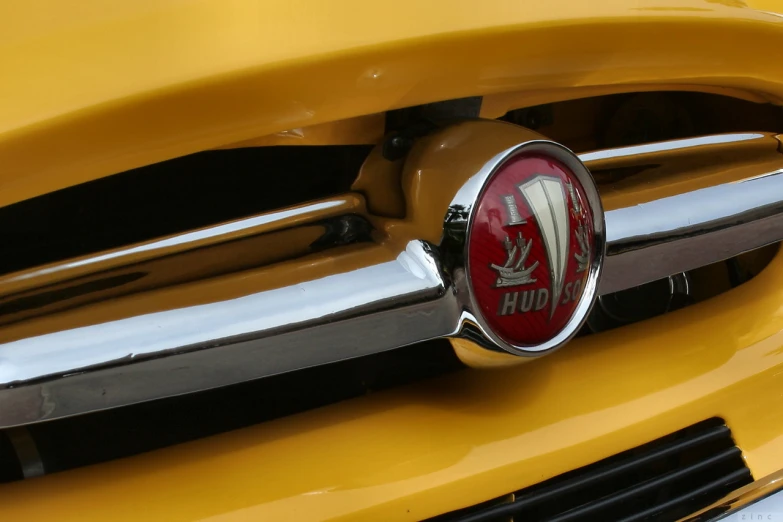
[0,145,371,276]
[430,419,751,522]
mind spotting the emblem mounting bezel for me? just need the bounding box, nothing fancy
[445,140,606,356]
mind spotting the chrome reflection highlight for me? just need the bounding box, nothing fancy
[0,198,370,325]
[0,195,362,294]
[594,171,783,293]
[8,199,348,284]
[0,240,457,427]
[579,131,783,294]
[579,132,765,164]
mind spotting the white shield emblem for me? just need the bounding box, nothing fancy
[518,176,570,319]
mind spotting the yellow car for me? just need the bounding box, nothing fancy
[1,1,783,520]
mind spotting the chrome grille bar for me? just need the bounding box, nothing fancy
[600,170,783,294]
[0,130,781,428]
[0,241,455,426]
[0,194,368,324]
[578,132,783,294]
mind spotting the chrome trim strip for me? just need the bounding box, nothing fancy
[600,169,783,294]
[579,133,783,295]
[0,241,457,427]
[579,133,767,165]
[0,194,364,296]
[599,169,783,294]
[0,196,371,326]
[6,198,352,285]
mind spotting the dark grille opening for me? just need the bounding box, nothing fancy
[0,145,372,276]
[499,91,783,153]
[430,419,751,522]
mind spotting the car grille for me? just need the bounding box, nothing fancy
[0,126,782,429]
[429,419,751,522]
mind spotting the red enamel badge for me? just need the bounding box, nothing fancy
[467,154,595,347]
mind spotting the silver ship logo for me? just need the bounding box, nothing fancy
[490,231,539,287]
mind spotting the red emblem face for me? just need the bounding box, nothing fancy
[467,154,595,347]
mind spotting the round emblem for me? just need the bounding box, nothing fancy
[462,145,603,354]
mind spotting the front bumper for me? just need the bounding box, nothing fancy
[1,249,783,520]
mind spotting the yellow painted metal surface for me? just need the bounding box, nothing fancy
[1,244,782,520]
[214,115,385,149]
[0,0,782,208]
[2,1,783,520]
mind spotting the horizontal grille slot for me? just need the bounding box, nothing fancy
[430,419,752,522]
[0,196,370,326]
[0,145,372,276]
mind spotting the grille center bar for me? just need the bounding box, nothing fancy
[0,124,781,428]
